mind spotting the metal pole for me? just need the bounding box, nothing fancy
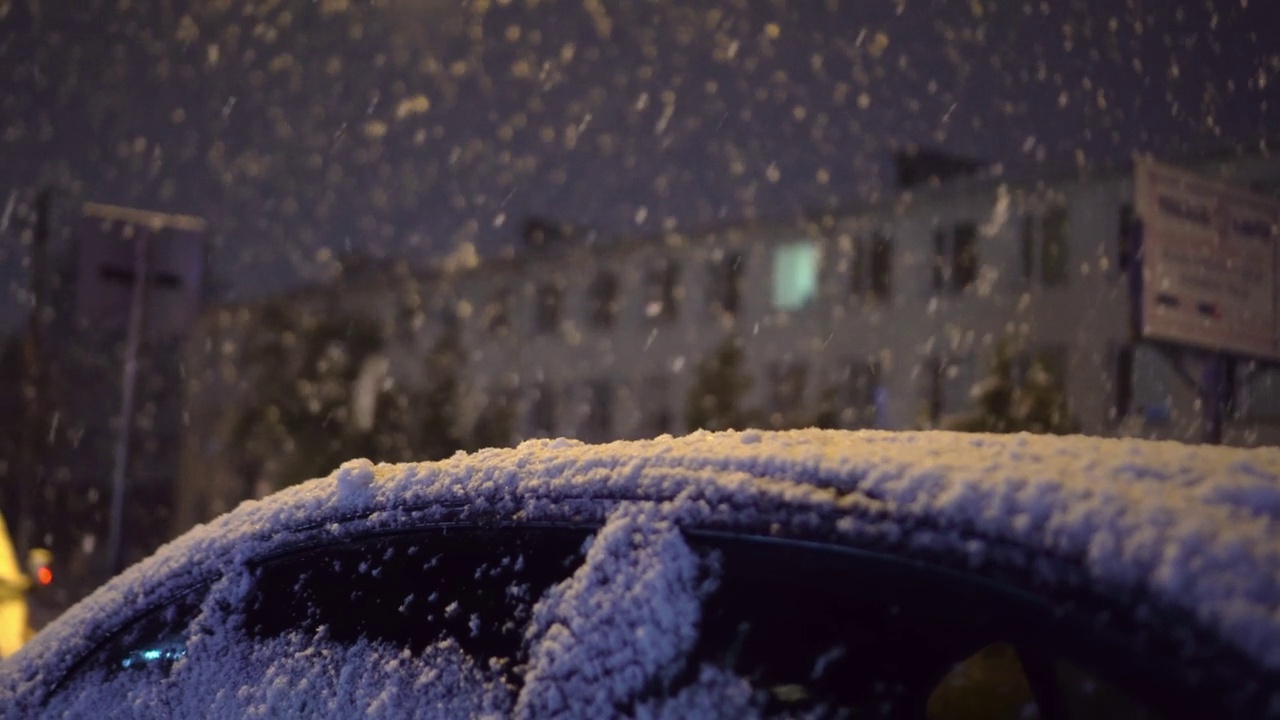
[105,228,150,576]
[1202,353,1225,445]
[17,189,53,557]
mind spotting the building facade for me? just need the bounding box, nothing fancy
[175,150,1280,531]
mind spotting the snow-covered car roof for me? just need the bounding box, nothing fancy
[4,429,1280,712]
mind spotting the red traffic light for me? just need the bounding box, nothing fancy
[36,566,52,586]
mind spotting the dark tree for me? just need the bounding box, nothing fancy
[231,303,387,490]
[945,338,1079,435]
[685,336,760,432]
[415,318,467,461]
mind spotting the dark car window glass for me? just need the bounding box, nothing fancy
[677,532,1266,720]
[51,585,206,694]
[240,525,592,680]
[55,524,592,696]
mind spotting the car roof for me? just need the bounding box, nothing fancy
[5,429,1280,695]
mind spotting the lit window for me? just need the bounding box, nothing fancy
[771,241,819,310]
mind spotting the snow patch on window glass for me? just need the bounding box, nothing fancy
[44,628,512,718]
[516,507,716,719]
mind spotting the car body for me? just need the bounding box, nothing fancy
[2,429,1279,718]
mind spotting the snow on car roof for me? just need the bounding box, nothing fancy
[6,429,1280,703]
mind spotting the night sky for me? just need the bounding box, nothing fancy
[1,0,1277,329]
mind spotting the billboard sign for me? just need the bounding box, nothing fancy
[76,203,207,341]
[1134,158,1280,360]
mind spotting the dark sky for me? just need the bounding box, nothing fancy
[1,0,1277,328]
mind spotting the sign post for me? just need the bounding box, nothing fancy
[104,228,150,577]
[80,203,206,576]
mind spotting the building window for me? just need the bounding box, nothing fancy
[772,240,820,310]
[933,222,978,293]
[850,234,893,302]
[639,373,673,437]
[1020,216,1035,280]
[849,235,866,297]
[1114,346,1134,419]
[870,234,893,300]
[583,380,613,441]
[1129,344,1173,423]
[643,259,680,322]
[1041,206,1069,285]
[769,361,808,424]
[924,358,944,425]
[1249,176,1280,198]
[953,222,979,291]
[707,251,744,317]
[588,271,618,329]
[534,282,561,334]
[833,358,882,428]
[1018,208,1069,286]
[1236,361,1280,422]
[484,290,510,334]
[1118,203,1137,272]
[473,389,516,448]
[924,356,973,425]
[528,383,558,438]
[932,229,948,291]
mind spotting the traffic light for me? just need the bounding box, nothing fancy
[27,548,53,587]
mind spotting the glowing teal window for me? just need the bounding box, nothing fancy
[771,241,820,310]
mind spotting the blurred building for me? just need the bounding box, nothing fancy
[175,147,1280,532]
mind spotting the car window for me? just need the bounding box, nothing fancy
[672,532,1255,720]
[241,524,592,676]
[44,519,1275,718]
[53,585,204,687]
[55,525,593,693]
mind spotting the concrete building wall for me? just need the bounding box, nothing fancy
[176,153,1280,531]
